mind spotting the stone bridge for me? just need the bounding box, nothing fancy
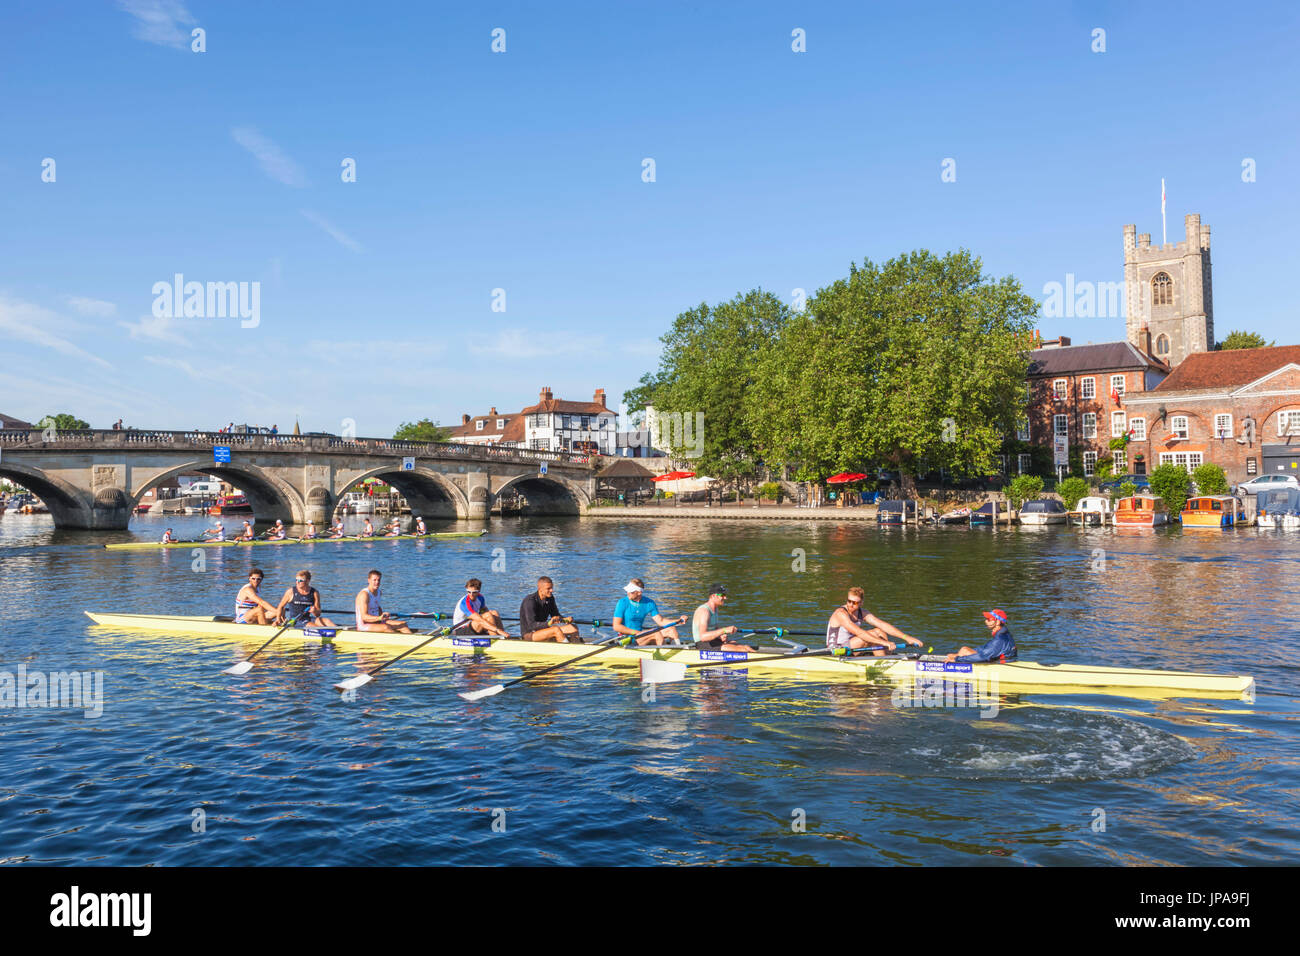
[0,429,598,529]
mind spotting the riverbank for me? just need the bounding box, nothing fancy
[587,504,883,520]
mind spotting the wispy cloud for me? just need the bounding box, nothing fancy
[466,328,601,359]
[66,296,118,318]
[231,127,306,187]
[301,209,362,252]
[117,0,196,51]
[0,296,113,368]
[304,338,447,365]
[143,355,272,403]
[120,313,186,344]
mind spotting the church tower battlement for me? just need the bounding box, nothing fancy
[1123,213,1213,366]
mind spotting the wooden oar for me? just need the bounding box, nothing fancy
[639,645,928,684]
[333,619,476,693]
[223,610,310,675]
[458,620,678,702]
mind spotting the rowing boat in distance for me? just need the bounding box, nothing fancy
[83,612,1256,701]
[102,530,487,550]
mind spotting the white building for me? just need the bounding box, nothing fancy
[518,387,617,455]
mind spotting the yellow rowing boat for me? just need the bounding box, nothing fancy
[103,530,486,550]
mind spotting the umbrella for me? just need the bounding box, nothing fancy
[826,472,868,484]
[652,470,697,482]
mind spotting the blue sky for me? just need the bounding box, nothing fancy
[2,1,1297,434]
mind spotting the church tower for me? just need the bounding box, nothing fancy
[1123,213,1214,366]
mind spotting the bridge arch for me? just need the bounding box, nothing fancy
[493,474,590,516]
[130,460,307,527]
[0,461,100,528]
[333,465,472,522]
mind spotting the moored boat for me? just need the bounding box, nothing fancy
[1181,495,1246,529]
[876,499,919,525]
[208,494,252,516]
[1018,499,1068,525]
[1256,488,1300,529]
[1067,495,1111,526]
[1113,494,1168,527]
[969,500,1008,525]
[935,506,970,525]
[82,611,1256,701]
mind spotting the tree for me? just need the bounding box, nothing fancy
[393,419,450,442]
[1149,463,1192,517]
[747,250,1039,492]
[1191,462,1229,495]
[39,413,90,431]
[1057,476,1090,511]
[1003,474,1043,509]
[624,289,789,492]
[1217,330,1274,350]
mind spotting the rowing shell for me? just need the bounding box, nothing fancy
[103,530,487,551]
[82,612,1256,701]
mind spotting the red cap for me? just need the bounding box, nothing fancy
[983,609,1008,623]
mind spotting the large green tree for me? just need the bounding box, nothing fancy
[393,419,450,442]
[39,413,90,431]
[624,289,789,488]
[1217,330,1274,350]
[747,250,1038,491]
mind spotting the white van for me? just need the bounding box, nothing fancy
[185,480,223,496]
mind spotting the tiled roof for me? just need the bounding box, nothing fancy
[0,412,33,429]
[1027,341,1168,376]
[1153,345,1300,392]
[518,398,612,415]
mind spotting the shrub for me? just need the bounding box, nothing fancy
[758,481,782,500]
[1057,476,1090,511]
[1191,462,1229,495]
[1095,454,1115,481]
[1149,464,1192,517]
[1002,474,1044,509]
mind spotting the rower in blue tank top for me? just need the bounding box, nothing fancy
[946,609,1017,663]
[612,579,686,646]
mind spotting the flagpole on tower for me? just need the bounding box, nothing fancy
[1161,178,1167,245]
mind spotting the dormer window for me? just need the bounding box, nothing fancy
[496,419,505,429]
[1151,272,1173,306]
[475,420,484,431]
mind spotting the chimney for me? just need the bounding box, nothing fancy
[1141,324,1153,356]
[461,414,470,425]
[489,406,497,416]
[594,387,606,407]
[540,387,552,402]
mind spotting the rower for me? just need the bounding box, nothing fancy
[361,518,375,537]
[266,519,287,540]
[518,576,581,643]
[383,519,402,537]
[414,516,427,535]
[298,520,318,541]
[826,586,925,657]
[161,528,176,543]
[946,609,1017,664]
[453,578,508,636]
[327,519,346,539]
[237,520,256,541]
[234,568,279,625]
[202,522,225,541]
[690,585,752,652]
[354,569,412,633]
[613,579,685,646]
[274,570,337,628]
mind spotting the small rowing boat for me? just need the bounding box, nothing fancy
[83,612,1256,701]
[103,530,487,550]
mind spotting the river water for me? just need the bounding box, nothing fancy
[0,513,1295,865]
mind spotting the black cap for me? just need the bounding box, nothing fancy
[709,584,728,596]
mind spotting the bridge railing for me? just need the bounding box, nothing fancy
[0,428,594,468]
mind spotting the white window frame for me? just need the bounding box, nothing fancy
[1082,451,1097,476]
[1054,414,1068,437]
[1279,410,1300,437]
[1080,377,1096,400]
[496,419,505,429]
[1159,451,1203,472]
[1112,449,1127,472]
[1111,410,1127,438]
[1111,375,1126,397]
[475,420,485,431]
[1082,413,1097,439]
[1016,419,1030,441]
[1214,414,1233,439]
[1171,415,1189,439]
[1130,417,1146,441]
[1053,379,1068,402]
[1017,453,1031,475]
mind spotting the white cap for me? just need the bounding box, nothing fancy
[623,581,643,594]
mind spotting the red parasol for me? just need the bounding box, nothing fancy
[826,472,868,484]
[653,470,697,482]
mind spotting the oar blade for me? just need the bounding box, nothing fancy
[458,684,505,702]
[640,658,688,684]
[223,660,255,675]
[334,673,374,692]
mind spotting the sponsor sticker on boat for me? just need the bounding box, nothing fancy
[916,661,973,674]
[699,650,748,662]
[302,627,336,641]
[452,637,492,648]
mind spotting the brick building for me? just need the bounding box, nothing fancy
[1023,338,1170,477]
[1122,346,1300,485]
[446,407,513,445]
